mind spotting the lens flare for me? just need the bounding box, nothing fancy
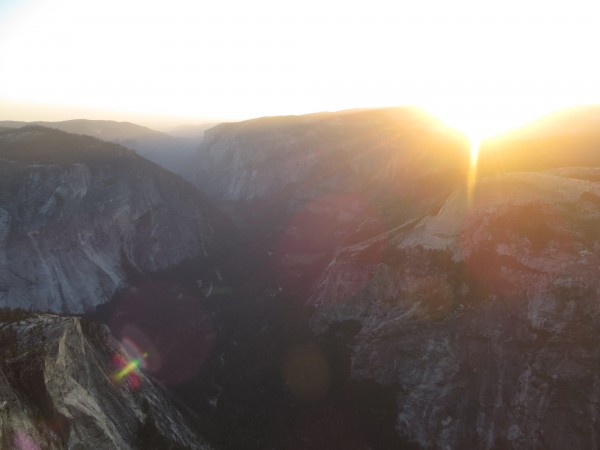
[109,282,214,385]
[119,327,160,374]
[114,354,147,382]
[283,344,331,402]
[110,353,143,390]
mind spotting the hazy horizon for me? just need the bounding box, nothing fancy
[5,100,600,142]
[0,96,230,132]
[3,0,600,138]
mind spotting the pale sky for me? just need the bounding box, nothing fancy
[1,0,600,135]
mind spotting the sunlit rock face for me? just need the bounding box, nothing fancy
[196,107,470,213]
[0,127,228,313]
[0,313,211,449]
[308,170,600,449]
[477,105,600,178]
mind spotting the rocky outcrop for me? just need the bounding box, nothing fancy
[307,170,600,449]
[0,313,211,449]
[0,127,230,313]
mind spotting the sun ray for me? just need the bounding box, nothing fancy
[467,137,480,208]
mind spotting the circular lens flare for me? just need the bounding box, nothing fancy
[110,353,142,390]
[109,282,214,385]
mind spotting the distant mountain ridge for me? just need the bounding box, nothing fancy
[0,118,170,139]
[0,119,208,181]
[168,122,219,140]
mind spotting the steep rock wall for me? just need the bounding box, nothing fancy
[0,127,229,313]
[308,171,600,449]
[196,107,469,216]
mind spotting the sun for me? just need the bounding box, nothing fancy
[417,92,596,207]
[419,100,553,207]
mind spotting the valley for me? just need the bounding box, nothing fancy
[1,106,600,449]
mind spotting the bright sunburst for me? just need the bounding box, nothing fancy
[420,99,569,208]
[1,0,600,124]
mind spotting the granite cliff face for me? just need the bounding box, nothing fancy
[0,313,210,449]
[0,127,228,313]
[308,170,600,449]
[196,107,469,213]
